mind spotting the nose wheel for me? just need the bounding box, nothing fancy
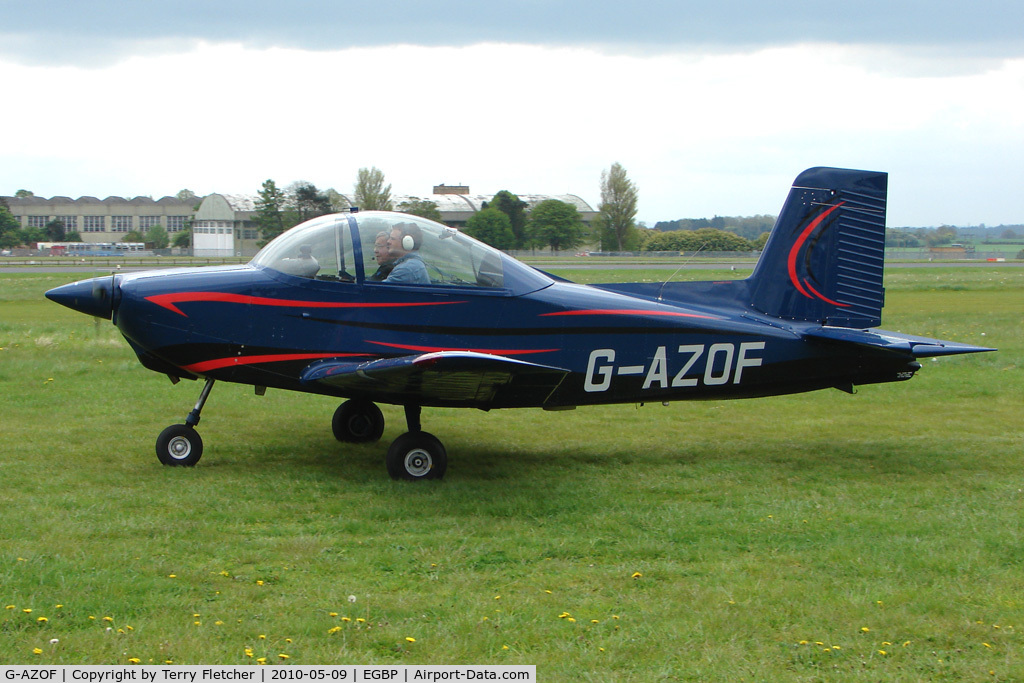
[156,424,204,466]
[156,378,214,467]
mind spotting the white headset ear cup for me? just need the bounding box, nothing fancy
[402,235,414,250]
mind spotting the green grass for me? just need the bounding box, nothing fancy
[1,268,1022,680]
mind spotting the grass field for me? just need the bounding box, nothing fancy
[1,266,1022,680]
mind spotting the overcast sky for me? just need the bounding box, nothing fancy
[3,1,1022,227]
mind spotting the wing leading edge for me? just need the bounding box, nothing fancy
[300,351,570,408]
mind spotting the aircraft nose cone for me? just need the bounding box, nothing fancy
[45,276,116,320]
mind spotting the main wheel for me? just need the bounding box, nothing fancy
[386,432,447,481]
[332,400,385,443]
[156,424,204,467]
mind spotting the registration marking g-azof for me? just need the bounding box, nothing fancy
[584,341,766,392]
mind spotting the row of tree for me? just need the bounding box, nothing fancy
[251,163,643,253]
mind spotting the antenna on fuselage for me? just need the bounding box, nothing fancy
[657,241,709,302]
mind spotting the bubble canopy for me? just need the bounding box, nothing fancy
[250,211,553,295]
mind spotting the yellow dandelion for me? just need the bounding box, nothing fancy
[328,627,342,634]
[256,580,264,586]
[494,595,501,600]
[37,617,48,623]
[832,646,841,651]
[983,642,992,648]
[278,654,290,660]
[599,647,605,652]
[341,617,351,622]
[22,609,32,614]
[631,572,643,579]
[54,604,63,609]
[405,637,416,643]
[244,649,254,657]
[256,658,267,665]
[544,590,552,594]
[103,616,114,622]
[329,612,338,617]
[591,619,600,624]
[558,612,571,619]
[356,618,366,623]
[502,645,509,650]
[798,640,809,645]
[33,648,43,655]
[285,639,292,644]
[215,621,224,626]
[878,650,887,656]
[128,658,141,664]
[567,617,576,623]
[902,641,911,647]
[258,634,267,640]
[861,627,870,633]
[5,606,14,610]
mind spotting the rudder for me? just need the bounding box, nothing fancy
[749,167,888,328]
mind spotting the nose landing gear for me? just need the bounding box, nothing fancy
[156,378,214,467]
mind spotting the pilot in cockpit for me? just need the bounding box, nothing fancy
[383,223,430,285]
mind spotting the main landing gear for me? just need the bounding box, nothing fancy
[333,400,447,481]
[155,377,214,467]
[155,384,446,480]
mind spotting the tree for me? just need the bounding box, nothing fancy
[484,191,528,248]
[124,230,145,243]
[176,189,199,204]
[598,162,639,251]
[397,199,443,222]
[45,218,66,242]
[0,206,20,248]
[528,200,586,252]
[173,228,191,249]
[354,167,392,211]
[14,189,34,198]
[254,179,288,243]
[290,181,332,222]
[146,224,170,249]
[465,208,515,250]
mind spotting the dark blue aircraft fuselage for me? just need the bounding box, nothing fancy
[46,170,993,479]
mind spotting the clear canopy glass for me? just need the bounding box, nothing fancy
[252,212,515,289]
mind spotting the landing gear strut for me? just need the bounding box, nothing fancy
[384,404,447,481]
[156,377,214,467]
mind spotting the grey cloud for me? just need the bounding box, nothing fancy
[3,0,1023,66]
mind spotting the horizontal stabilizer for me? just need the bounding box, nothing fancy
[301,351,569,407]
[803,326,996,358]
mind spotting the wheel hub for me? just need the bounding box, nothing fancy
[404,449,433,477]
[168,436,192,460]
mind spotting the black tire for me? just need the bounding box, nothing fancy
[332,400,385,443]
[386,432,447,481]
[156,424,203,467]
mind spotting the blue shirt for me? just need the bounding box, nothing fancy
[384,253,430,285]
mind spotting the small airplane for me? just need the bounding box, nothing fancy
[47,167,994,480]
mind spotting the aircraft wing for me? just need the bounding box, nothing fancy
[300,351,570,407]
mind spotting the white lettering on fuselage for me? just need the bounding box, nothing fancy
[584,342,766,392]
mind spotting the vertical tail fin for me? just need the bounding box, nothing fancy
[749,167,888,328]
